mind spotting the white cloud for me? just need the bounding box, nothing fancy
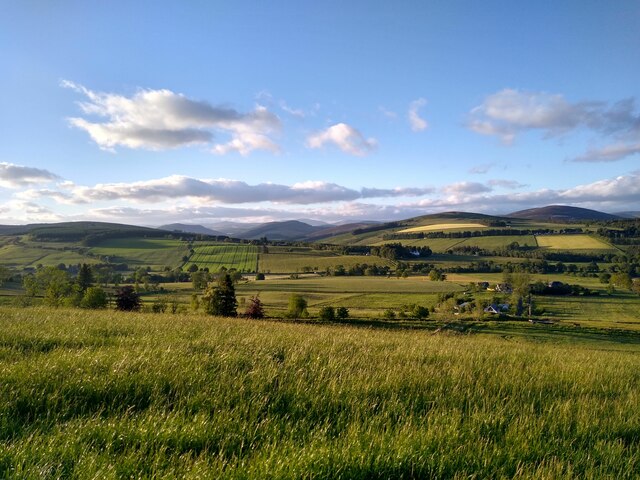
[442,181,492,195]
[0,163,60,188]
[408,98,428,131]
[468,89,640,145]
[306,123,377,156]
[0,200,62,223]
[62,80,281,155]
[572,142,640,163]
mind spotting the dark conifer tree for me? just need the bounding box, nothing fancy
[203,273,237,317]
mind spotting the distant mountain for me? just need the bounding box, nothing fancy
[296,218,332,227]
[614,211,640,219]
[304,222,384,241]
[206,221,261,237]
[159,223,226,236]
[508,205,621,221]
[238,220,321,240]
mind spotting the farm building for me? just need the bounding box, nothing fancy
[484,303,510,314]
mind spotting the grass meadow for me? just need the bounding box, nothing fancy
[0,244,97,268]
[89,239,190,268]
[258,252,394,273]
[1,307,639,478]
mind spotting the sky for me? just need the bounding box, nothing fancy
[1,0,639,226]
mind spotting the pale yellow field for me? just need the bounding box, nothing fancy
[535,234,613,250]
[397,223,487,233]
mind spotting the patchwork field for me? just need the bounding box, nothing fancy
[0,308,638,478]
[89,238,190,268]
[185,244,258,272]
[535,234,615,250]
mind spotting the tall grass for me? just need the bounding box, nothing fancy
[0,307,638,478]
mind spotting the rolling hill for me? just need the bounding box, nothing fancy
[508,205,620,221]
[238,220,321,240]
[158,223,226,236]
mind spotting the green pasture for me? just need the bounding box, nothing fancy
[259,252,394,273]
[0,244,96,268]
[236,275,463,317]
[536,293,640,330]
[0,308,638,478]
[185,244,258,272]
[89,238,189,268]
[386,235,538,252]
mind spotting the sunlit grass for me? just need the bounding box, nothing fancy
[0,307,638,478]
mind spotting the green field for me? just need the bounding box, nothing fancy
[236,275,464,317]
[535,234,615,250]
[89,238,190,268]
[259,252,394,273]
[1,308,638,478]
[185,244,258,272]
[0,244,97,268]
[386,235,538,252]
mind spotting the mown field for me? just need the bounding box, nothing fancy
[535,234,616,250]
[0,308,638,478]
[397,222,487,233]
[184,244,258,272]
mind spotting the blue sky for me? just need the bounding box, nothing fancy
[1,1,639,225]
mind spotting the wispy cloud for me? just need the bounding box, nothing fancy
[0,163,60,188]
[379,106,398,119]
[62,80,281,155]
[408,98,428,132]
[487,179,527,189]
[572,142,640,163]
[468,163,495,174]
[468,89,640,146]
[306,123,377,156]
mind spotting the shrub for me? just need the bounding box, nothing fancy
[336,306,349,320]
[286,294,308,318]
[255,272,265,280]
[245,295,265,319]
[115,285,141,311]
[412,305,430,320]
[383,309,396,320]
[318,306,335,321]
[80,286,108,309]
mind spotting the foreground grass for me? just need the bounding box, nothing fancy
[0,308,639,478]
